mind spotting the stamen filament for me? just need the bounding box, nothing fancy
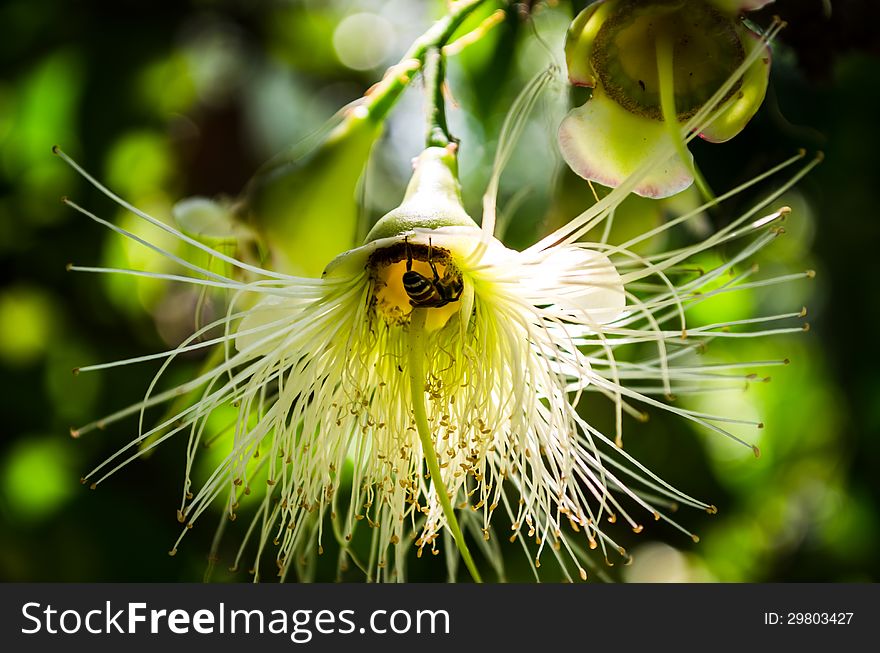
[655,30,716,204]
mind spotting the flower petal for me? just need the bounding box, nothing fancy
[699,30,771,143]
[557,90,694,199]
[322,225,488,279]
[523,246,625,325]
[564,0,616,87]
[711,0,775,13]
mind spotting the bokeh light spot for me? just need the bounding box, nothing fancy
[624,542,713,582]
[105,131,174,197]
[333,13,395,71]
[2,435,75,521]
[0,286,55,366]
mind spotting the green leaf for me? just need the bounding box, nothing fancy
[245,113,381,277]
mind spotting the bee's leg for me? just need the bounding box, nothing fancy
[405,236,413,272]
[427,237,441,283]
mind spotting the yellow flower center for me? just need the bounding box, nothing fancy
[367,241,463,331]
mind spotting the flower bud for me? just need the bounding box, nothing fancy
[560,0,773,198]
[363,146,478,243]
[173,196,255,283]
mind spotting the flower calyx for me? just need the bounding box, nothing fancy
[560,0,774,198]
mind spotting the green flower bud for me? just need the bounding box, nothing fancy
[173,196,255,282]
[363,146,478,243]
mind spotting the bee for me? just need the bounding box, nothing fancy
[402,237,464,308]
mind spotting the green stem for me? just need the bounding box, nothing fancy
[424,47,452,149]
[364,0,495,123]
[407,309,482,583]
[655,32,716,205]
[248,0,496,186]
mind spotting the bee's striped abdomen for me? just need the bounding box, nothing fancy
[403,270,439,305]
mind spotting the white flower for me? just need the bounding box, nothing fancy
[59,114,814,582]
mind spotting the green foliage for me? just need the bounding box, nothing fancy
[0,0,877,583]
[247,114,381,277]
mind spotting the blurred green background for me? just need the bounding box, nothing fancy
[1,0,878,582]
